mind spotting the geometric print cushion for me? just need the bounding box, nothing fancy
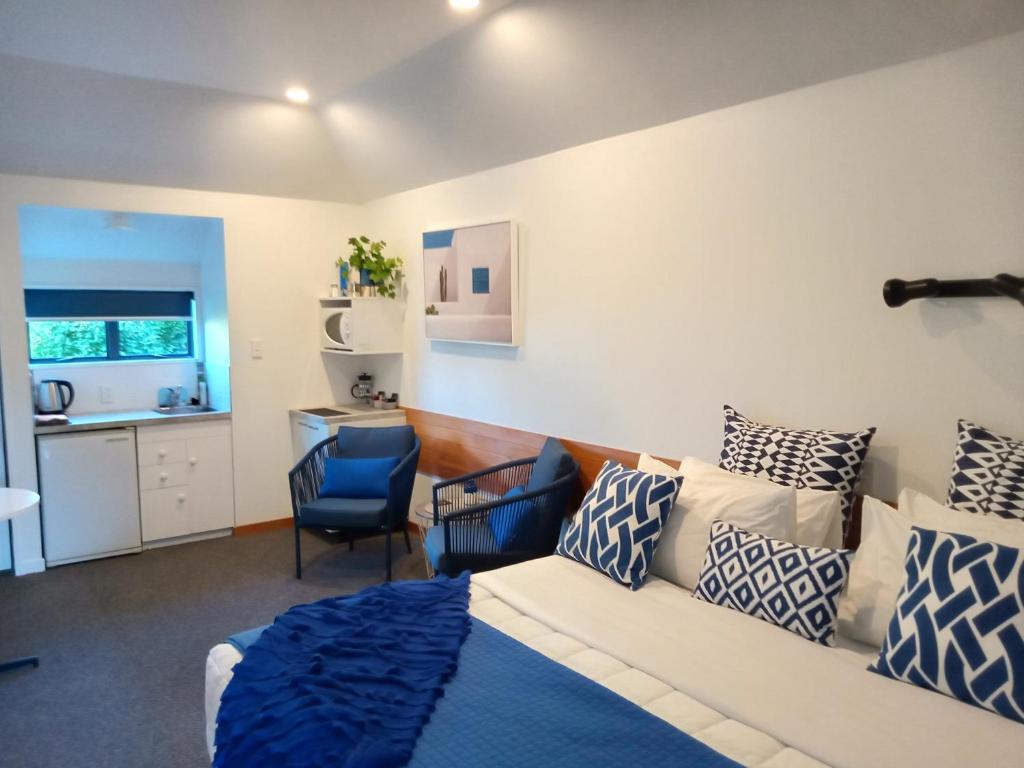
[719,405,876,540]
[557,460,682,591]
[946,420,1024,521]
[693,520,853,645]
[870,527,1024,724]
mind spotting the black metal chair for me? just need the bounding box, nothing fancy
[426,437,579,576]
[289,425,420,582]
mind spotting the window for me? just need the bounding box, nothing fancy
[25,289,195,363]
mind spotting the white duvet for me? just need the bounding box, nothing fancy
[205,556,1024,767]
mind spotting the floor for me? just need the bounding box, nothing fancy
[0,528,427,768]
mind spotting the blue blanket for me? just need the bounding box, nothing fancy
[216,577,739,768]
[214,574,473,768]
[410,620,740,768]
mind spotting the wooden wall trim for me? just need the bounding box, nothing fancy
[402,407,863,547]
[234,517,293,535]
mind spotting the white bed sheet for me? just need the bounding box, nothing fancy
[205,556,1024,766]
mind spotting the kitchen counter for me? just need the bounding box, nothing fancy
[289,402,403,424]
[34,408,232,435]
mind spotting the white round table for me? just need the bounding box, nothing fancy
[0,488,41,676]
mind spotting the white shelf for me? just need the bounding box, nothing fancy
[320,348,403,356]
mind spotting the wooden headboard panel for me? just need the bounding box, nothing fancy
[403,407,862,547]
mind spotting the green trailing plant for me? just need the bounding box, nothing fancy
[439,265,448,302]
[425,304,439,316]
[337,236,403,298]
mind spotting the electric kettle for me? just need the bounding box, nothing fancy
[36,379,75,415]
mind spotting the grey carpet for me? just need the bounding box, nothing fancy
[0,528,427,768]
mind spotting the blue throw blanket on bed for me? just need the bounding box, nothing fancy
[216,576,740,768]
[214,573,473,768]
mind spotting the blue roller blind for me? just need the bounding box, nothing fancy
[24,289,194,319]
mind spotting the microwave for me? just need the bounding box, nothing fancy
[320,297,404,354]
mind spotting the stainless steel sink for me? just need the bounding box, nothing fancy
[152,405,218,416]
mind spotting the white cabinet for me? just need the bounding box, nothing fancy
[137,420,235,544]
[290,415,331,461]
[289,408,409,464]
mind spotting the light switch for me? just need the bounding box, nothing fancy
[250,339,264,359]
[100,386,114,404]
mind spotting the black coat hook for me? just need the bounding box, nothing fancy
[883,274,1024,308]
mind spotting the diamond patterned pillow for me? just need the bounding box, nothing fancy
[557,460,682,590]
[693,520,852,645]
[946,420,1024,521]
[718,405,875,538]
[870,527,1024,724]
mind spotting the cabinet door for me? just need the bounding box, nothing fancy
[185,434,235,533]
[141,487,190,542]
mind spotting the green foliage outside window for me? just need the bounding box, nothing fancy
[28,321,107,360]
[118,320,190,357]
[28,319,192,362]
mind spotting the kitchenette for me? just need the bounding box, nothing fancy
[34,394,235,566]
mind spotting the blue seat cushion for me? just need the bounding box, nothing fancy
[299,497,388,528]
[424,525,497,572]
[488,486,538,551]
[526,437,574,493]
[319,456,400,499]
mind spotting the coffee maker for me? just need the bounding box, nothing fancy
[350,372,374,404]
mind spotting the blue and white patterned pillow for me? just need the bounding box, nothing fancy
[870,527,1024,723]
[693,520,852,645]
[947,420,1024,521]
[557,460,682,590]
[718,405,875,538]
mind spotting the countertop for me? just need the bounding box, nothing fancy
[34,408,232,435]
[289,402,403,424]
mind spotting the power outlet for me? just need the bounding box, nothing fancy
[250,339,264,359]
[99,386,114,404]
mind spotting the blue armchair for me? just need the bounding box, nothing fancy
[425,437,579,577]
[289,425,420,582]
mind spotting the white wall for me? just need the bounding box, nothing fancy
[366,31,1024,504]
[0,175,366,573]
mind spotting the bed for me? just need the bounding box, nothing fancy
[205,554,1024,767]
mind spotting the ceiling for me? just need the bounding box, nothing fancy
[18,206,223,264]
[1,0,1022,203]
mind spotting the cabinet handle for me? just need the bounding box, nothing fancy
[105,436,129,443]
[160,472,168,481]
[189,457,198,465]
[177,494,186,503]
[158,449,167,457]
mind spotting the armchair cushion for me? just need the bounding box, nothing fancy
[319,456,400,499]
[526,437,575,493]
[488,486,538,551]
[299,497,388,528]
[424,525,498,573]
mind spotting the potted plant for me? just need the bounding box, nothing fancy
[337,236,403,299]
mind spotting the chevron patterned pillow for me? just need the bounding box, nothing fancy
[693,520,853,645]
[557,460,682,590]
[718,405,876,539]
[870,527,1024,724]
[946,420,1024,521]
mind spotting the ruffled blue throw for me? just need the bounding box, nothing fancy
[214,573,472,768]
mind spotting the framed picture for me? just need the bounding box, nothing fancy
[422,220,519,345]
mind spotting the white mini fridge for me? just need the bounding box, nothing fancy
[38,428,143,566]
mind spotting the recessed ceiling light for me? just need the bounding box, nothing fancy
[285,86,310,104]
[449,0,480,11]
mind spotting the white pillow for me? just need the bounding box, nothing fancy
[640,454,797,590]
[838,488,1024,648]
[837,496,912,647]
[795,488,842,548]
[902,488,1024,547]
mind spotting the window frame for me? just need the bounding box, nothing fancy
[27,318,195,365]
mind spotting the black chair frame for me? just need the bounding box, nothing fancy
[289,433,420,581]
[430,455,579,576]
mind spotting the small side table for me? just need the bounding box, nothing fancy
[0,488,41,676]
